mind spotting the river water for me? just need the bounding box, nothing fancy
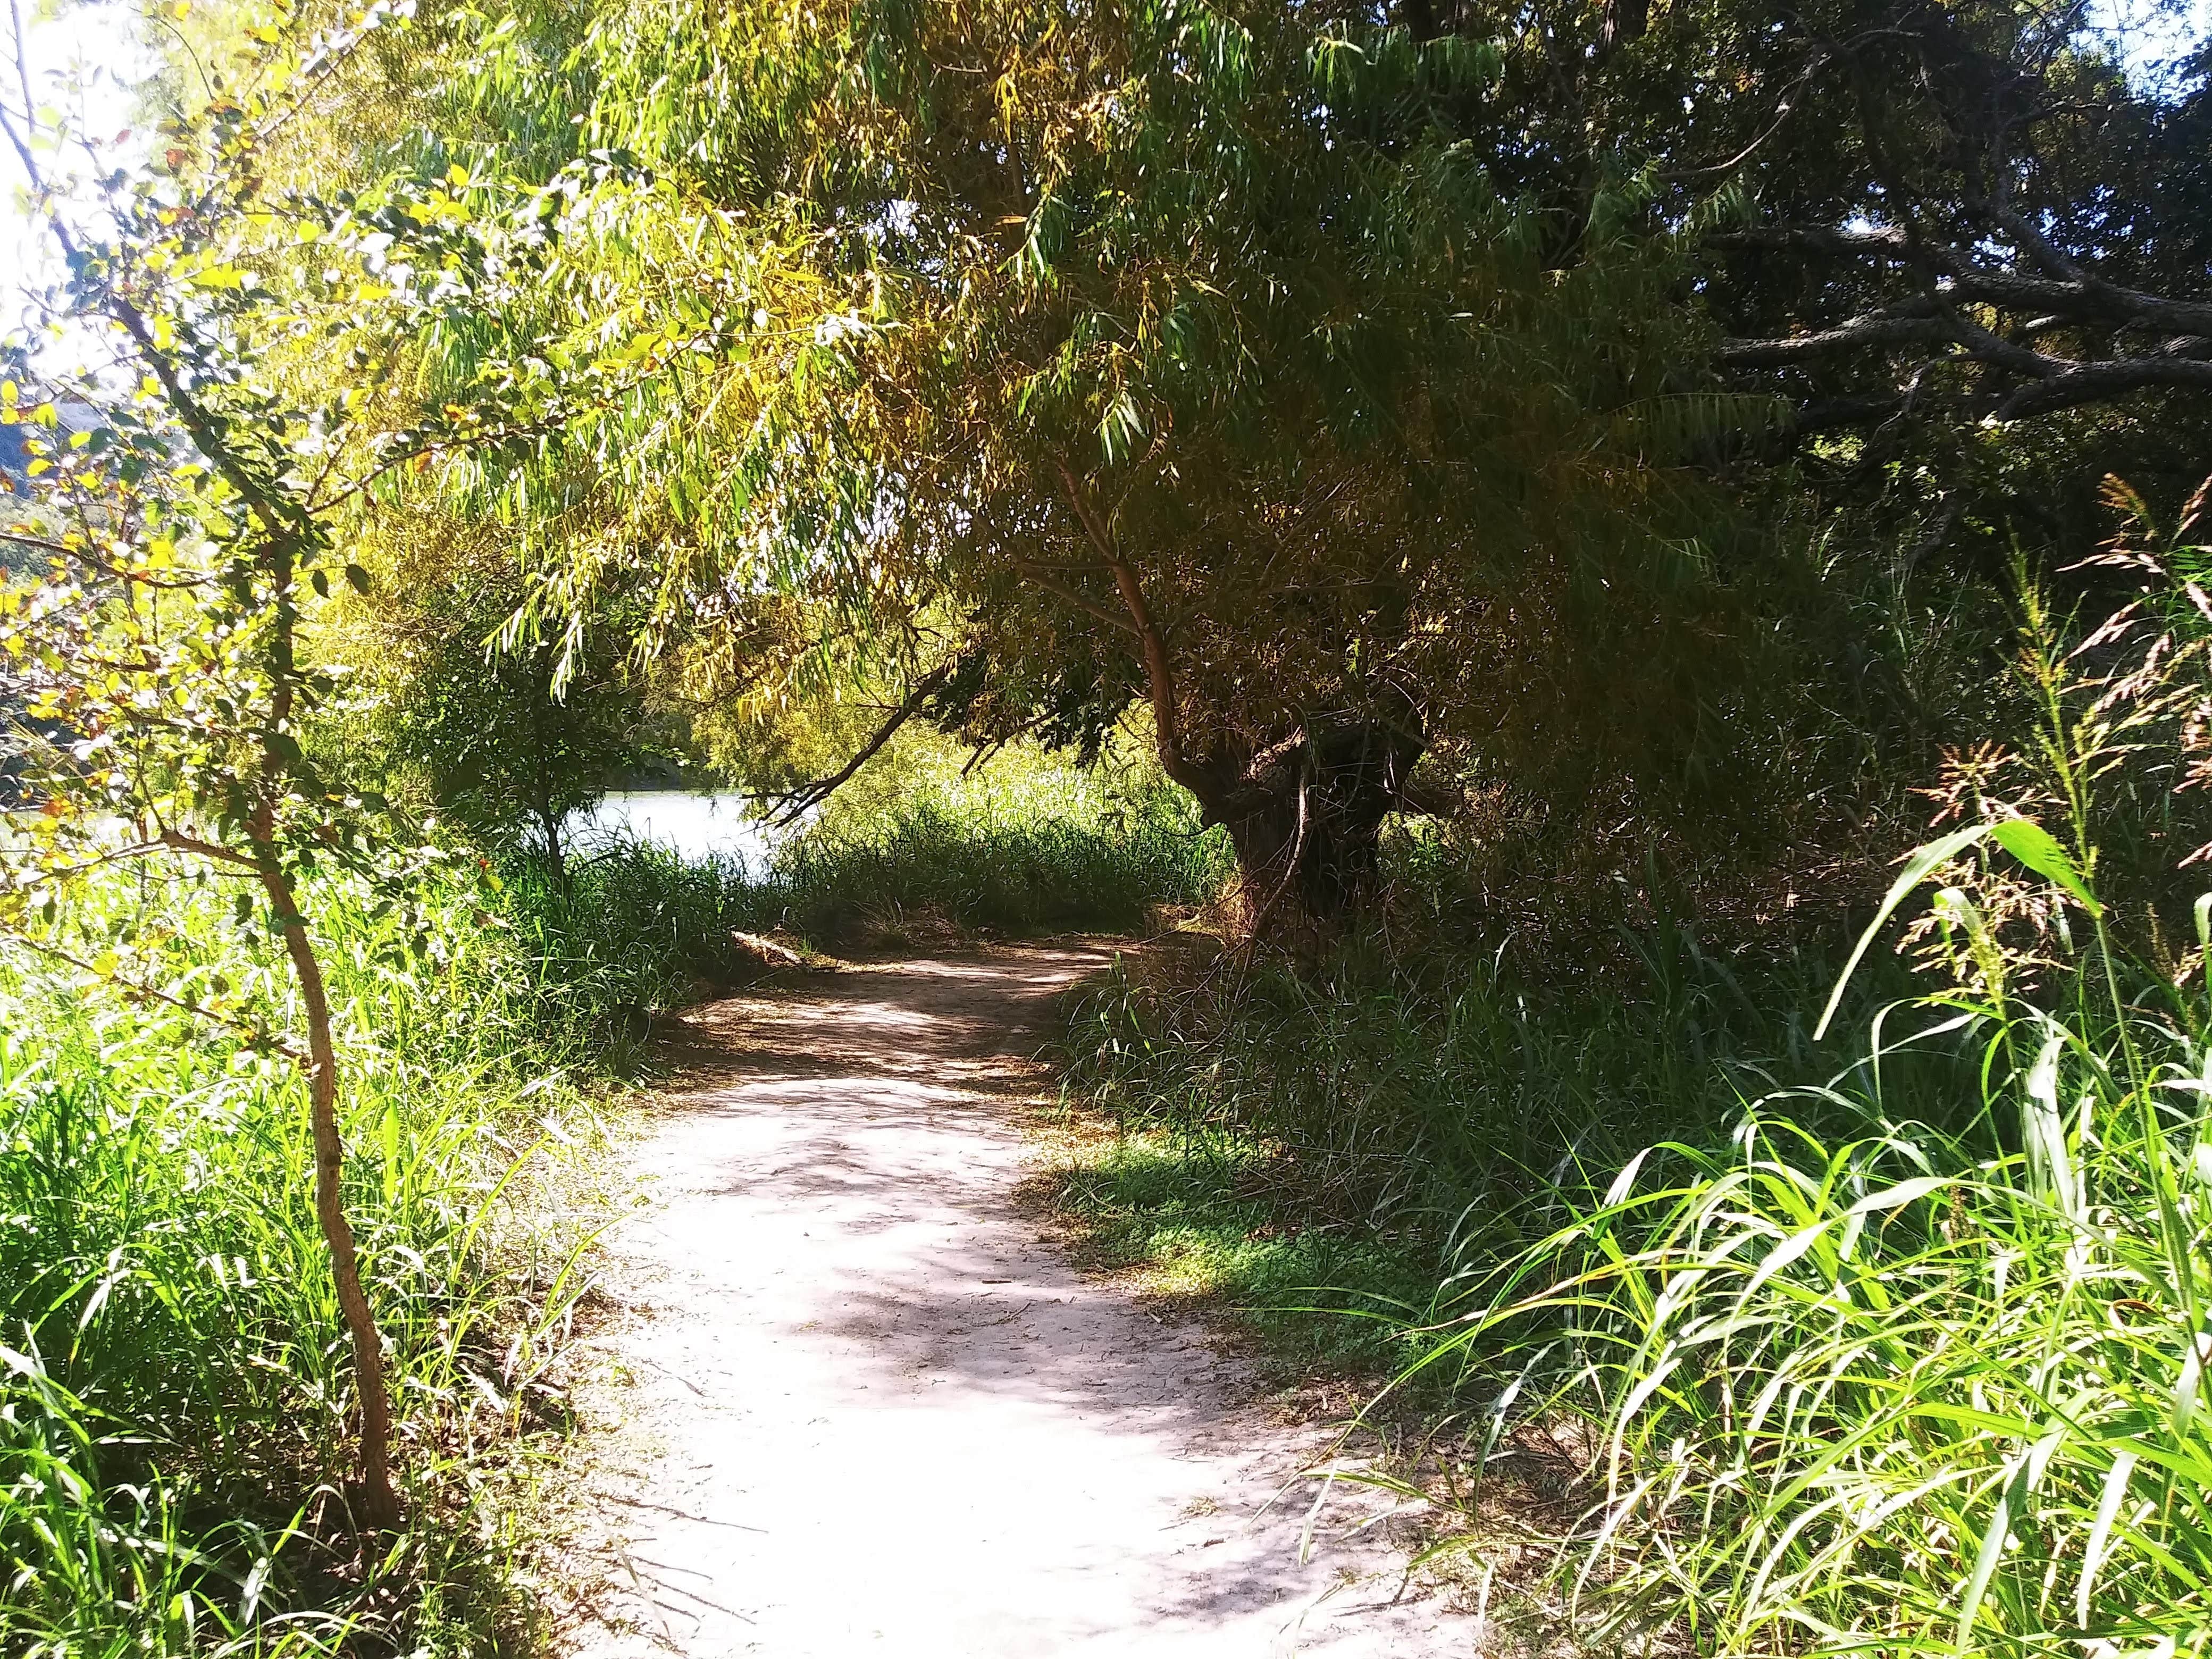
[565,792,789,873]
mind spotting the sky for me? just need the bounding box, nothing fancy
[2,0,157,341]
[2091,0,2212,83]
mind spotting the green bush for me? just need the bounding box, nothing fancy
[762,797,1230,944]
[1417,576,2212,1654]
[534,773,1231,969]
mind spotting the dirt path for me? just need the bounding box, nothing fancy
[555,945,1472,1657]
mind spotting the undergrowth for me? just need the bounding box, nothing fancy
[0,859,650,1658]
[1047,907,1928,1392]
[1404,562,2212,1656]
[552,766,1231,965]
[765,794,1228,944]
[0,762,1232,1655]
[1053,501,2212,1654]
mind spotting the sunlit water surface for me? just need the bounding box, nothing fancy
[565,792,790,873]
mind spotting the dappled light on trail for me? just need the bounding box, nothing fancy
[554,949,1470,1658]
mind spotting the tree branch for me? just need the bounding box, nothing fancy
[1012,562,1142,636]
[1714,208,2212,434]
[1719,306,1952,365]
[1992,356,2212,420]
[1050,458,1222,808]
[768,664,952,827]
[1710,226,2212,337]
[1787,391,1911,434]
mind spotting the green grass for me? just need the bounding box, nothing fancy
[532,772,1231,975]
[1045,579,2212,1655]
[1044,1125,1437,1381]
[0,765,1233,1655]
[1045,912,1943,1388]
[1407,601,2212,1655]
[1057,882,2208,1654]
[764,797,1229,944]
[1420,888,2212,1653]
[0,861,635,1657]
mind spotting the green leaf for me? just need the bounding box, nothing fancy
[2176,1328,2207,1440]
[1988,819,2102,916]
[1957,1438,2052,1650]
[1815,823,1992,1040]
[1815,817,2102,1040]
[2076,1452,2139,1628]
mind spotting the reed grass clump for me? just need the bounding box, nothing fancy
[545,777,1231,960]
[761,795,1230,944]
[1415,533,2212,1654]
[1065,921,1850,1237]
[0,862,624,1657]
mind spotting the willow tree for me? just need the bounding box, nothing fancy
[1372,0,2212,560]
[429,0,1775,923]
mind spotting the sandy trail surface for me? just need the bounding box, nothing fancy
[557,944,1470,1657]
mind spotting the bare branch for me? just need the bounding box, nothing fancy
[1788,391,1910,434]
[1050,458,1230,811]
[1948,270,2212,338]
[1993,356,2212,420]
[768,664,953,827]
[1710,225,2212,336]
[1708,223,1924,262]
[160,828,262,868]
[1012,562,1142,636]
[1713,203,2212,436]
[0,527,74,557]
[1965,195,2086,284]
[1719,307,1952,365]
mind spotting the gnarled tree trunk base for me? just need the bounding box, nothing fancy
[1205,718,1428,942]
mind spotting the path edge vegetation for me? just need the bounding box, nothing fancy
[1040,509,2212,1653]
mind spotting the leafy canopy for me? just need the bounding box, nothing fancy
[407,0,1781,911]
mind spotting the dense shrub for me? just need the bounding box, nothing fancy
[1425,581,2212,1654]
[1062,550,2212,1652]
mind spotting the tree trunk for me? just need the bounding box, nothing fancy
[259,861,400,1531]
[1212,718,1427,932]
[540,791,566,881]
[1049,460,1424,935]
[532,643,567,882]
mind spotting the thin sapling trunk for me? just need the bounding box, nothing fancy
[261,860,400,1530]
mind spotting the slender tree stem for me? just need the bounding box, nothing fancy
[772,664,952,826]
[258,857,399,1530]
[253,522,400,1529]
[1051,458,1216,805]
